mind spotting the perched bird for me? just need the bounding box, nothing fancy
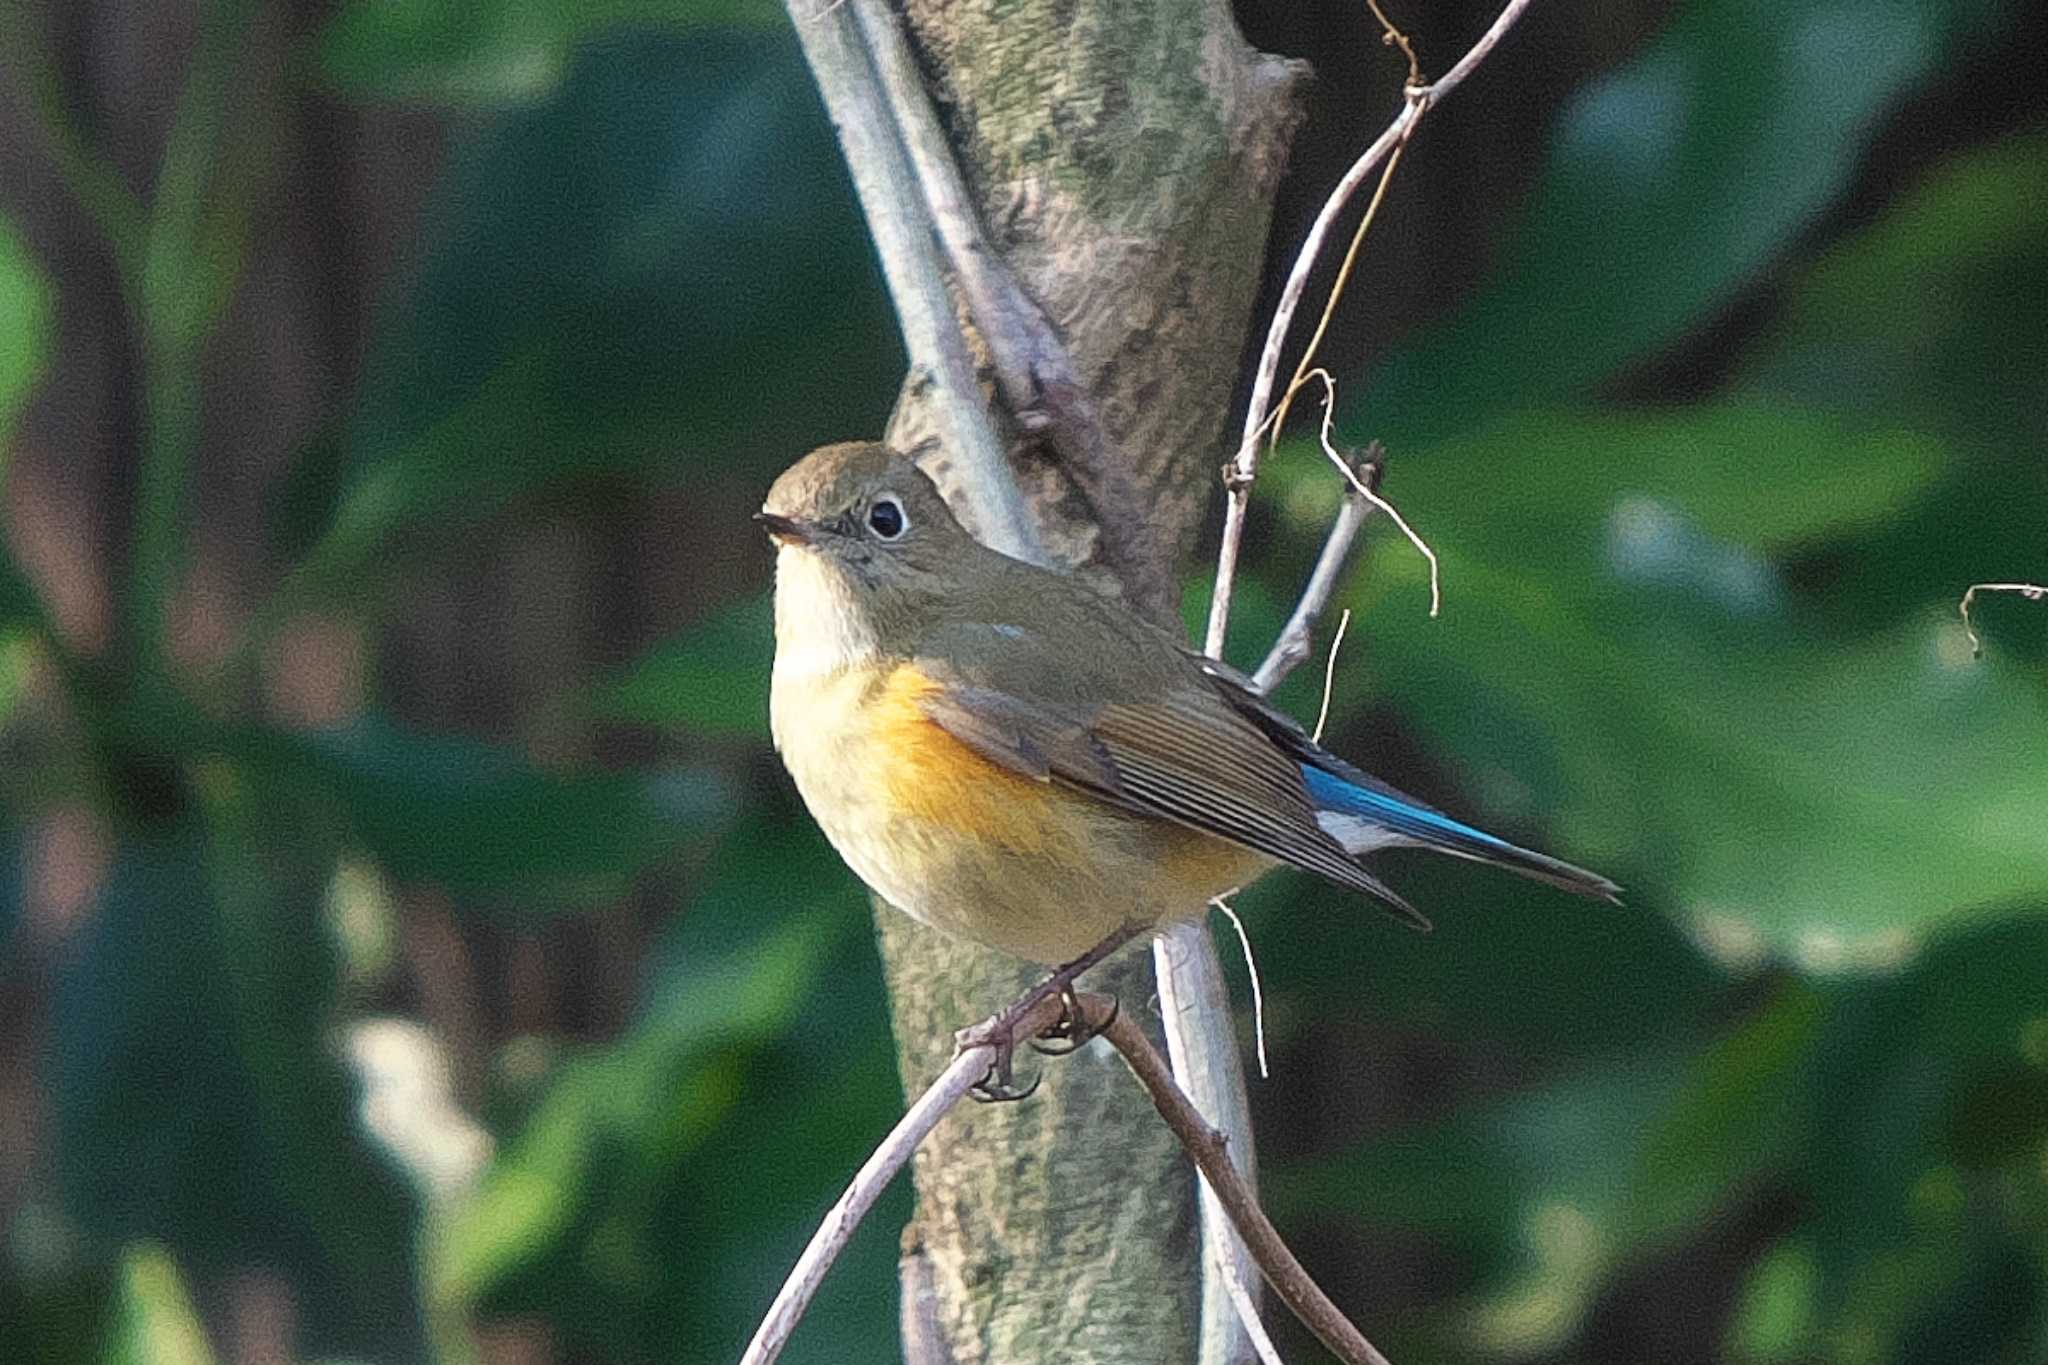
[759,442,1618,969]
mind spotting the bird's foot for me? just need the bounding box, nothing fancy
[959,1016,1040,1103]
[953,923,1145,1103]
[1030,984,1117,1057]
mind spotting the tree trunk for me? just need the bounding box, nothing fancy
[813,2,1306,1360]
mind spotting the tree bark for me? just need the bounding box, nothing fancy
[852,3,1308,1361]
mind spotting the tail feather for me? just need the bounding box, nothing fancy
[1301,765,1622,904]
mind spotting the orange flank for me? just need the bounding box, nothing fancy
[867,663,1269,901]
[869,664,1099,864]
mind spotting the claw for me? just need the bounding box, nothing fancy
[950,923,1145,1104]
[959,1016,1041,1102]
[968,1052,1041,1103]
[1028,985,1116,1056]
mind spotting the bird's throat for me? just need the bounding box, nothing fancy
[770,547,881,684]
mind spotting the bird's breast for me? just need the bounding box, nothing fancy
[770,659,1266,961]
[776,661,1095,864]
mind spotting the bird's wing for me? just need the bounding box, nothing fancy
[910,625,1430,929]
[1188,652,1451,813]
[1189,653,1623,904]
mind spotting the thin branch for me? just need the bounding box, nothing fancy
[742,993,1069,1365]
[1250,445,1384,694]
[1265,107,1416,462]
[1312,608,1353,744]
[744,960,1391,1365]
[785,0,1046,565]
[1363,0,1423,85]
[743,923,1147,1363]
[1168,11,1537,1350]
[1154,920,1262,1364]
[1210,895,1269,1080]
[846,0,1170,618]
[847,0,1033,406]
[1092,995,1391,1365]
[1224,1260,1288,1365]
[1302,371,1440,615]
[1958,581,2046,658]
[898,1238,951,1365]
[1204,0,1536,659]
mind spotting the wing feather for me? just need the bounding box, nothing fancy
[912,643,1431,931]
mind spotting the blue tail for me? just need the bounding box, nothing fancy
[1300,765,1621,904]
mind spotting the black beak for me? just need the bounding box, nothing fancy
[754,511,813,547]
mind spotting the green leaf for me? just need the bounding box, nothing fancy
[1632,980,1826,1241]
[227,713,730,902]
[1733,134,2048,644]
[1725,1236,1821,1363]
[1382,555,2045,958]
[285,31,897,604]
[0,1255,121,1365]
[1347,0,2015,451]
[0,214,52,468]
[1281,400,1947,577]
[1295,133,2048,955]
[45,820,422,1360]
[1275,932,2048,1361]
[433,819,902,1362]
[1276,1047,1705,1355]
[49,841,268,1255]
[104,1245,213,1365]
[1799,914,2048,1357]
[1309,393,2042,957]
[598,593,771,737]
[1743,133,2048,447]
[319,0,781,105]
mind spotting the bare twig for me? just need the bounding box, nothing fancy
[1300,371,1440,615]
[1093,995,1391,1365]
[1363,0,1423,84]
[847,0,1169,618]
[1251,446,1384,693]
[1160,981,1260,1363]
[1959,581,2046,658]
[1205,0,1536,660]
[785,0,1045,565]
[742,993,1069,1365]
[1154,918,1262,1364]
[744,965,1390,1365]
[1211,895,1270,1080]
[898,1236,951,1365]
[1312,609,1353,744]
[1264,0,1418,466]
[1225,1261,1288,1365]
[1168,10,1537,1351]
[744,924,1146,1363]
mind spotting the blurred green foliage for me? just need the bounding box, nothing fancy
[1,0,2044,1362]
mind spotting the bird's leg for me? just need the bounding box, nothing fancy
[958,921,1145,1102]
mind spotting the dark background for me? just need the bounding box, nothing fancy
[2,0,2045,1360]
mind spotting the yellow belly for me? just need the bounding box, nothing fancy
[773,660,1271,963]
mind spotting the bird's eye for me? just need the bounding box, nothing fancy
[866,495,907,540]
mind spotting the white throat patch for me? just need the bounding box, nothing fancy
[771,546,880,681]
